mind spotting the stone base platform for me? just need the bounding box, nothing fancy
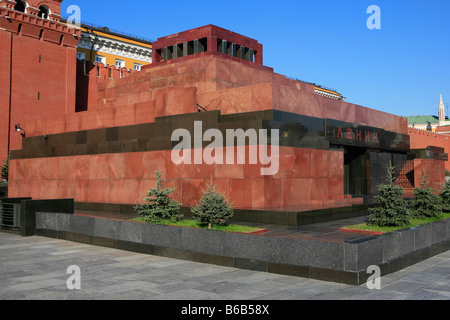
[35,209,450,286]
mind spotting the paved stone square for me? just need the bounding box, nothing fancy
[0,231,449,301]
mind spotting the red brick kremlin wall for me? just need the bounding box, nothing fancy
[0,4,80,163]
[75,60,134,112]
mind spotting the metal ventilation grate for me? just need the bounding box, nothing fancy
[0,202,20,230]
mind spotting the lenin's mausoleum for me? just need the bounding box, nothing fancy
[1,0,448,221]
[3,0,450,286]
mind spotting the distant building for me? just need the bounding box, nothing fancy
[285,77,345,100]
[436,95,450,134]
[68,20,153,71]
[407,115,441,131]
[407,95,450,132]
[314,85,345,100]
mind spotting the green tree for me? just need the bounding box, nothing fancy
[1,157,8,182]
[412,172,442,218]
[191,181,234,229]
[368,163,410,227]
[440,180,450,213]
[134,170,182,223]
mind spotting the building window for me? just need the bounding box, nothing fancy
[77,52,86,61]
[197,38,207,53]
[115,59,125,69]
[95,55,106,65]
[187,41,194,55]
[216,38,254,62]
[134,63,143,71]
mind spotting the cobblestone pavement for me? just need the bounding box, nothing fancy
[1,232,449,301]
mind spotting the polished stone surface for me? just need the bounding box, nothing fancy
[1,231,449,301]
[35,210,450,287]
[72,210,372,242]
[11,110,410,161]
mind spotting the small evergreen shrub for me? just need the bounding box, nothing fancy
[412,172,442,218]
[1,157,8,182]
[134,170,182,223]
[368,163,410,227]
[441,180,450,213]
[191,181,234,229]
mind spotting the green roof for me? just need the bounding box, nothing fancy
[406,115,439,125]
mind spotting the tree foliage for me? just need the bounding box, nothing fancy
[1,157,8,182]
[412,172,442,218]
[191,181,234,229]
[440,180,450,213]
[368,163,410,227]
[134,170,182,223]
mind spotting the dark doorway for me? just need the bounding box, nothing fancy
[344,146,369,196]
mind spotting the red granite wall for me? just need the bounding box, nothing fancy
[8,147,358,209]
[413,159,446,192]
[16,54,408,141]
[409,127,450,172]
[151,24,265,67]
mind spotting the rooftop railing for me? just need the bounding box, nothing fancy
[61,17,155,44]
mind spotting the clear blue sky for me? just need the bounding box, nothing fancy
[62,0,450,118]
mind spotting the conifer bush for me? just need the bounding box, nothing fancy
[1,157,8,182]
[191,181,234,229]
[134,170,183,223]
[412,172,442,218]
[368,163,410,227]
[440,180,450,213]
